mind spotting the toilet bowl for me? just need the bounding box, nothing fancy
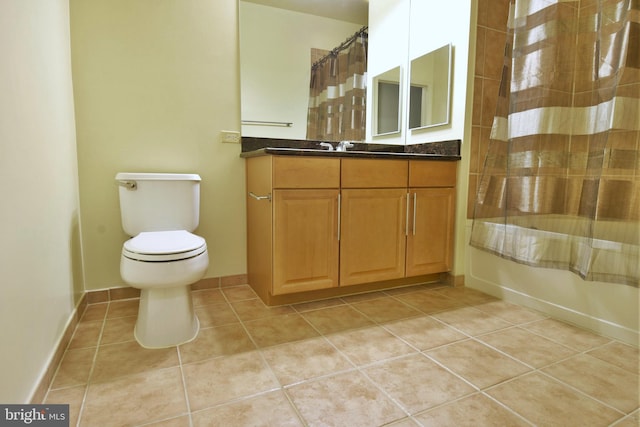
[121,230,208,348]
[116,172,209,349]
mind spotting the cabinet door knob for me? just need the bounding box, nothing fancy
[248,192,271,202]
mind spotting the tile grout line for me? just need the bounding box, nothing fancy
[421,305,601,375]
[413,316,547,413]
[256,282,540,425]
[584,342,640,375]
[478,390,537,427]
[335,289,484,422]
[58,285,638,426]
[175,345,195,427]
[73,300,110,427]
[352,305,540,427]
[220,288,267,354]
[536,369,629,417]
[354,367,414,421]
[246,288,426,425]
[279,384,310,427]
[216,286,310,423]
[478,366,630,425]
[609,411,640,427]
[42,306,103,398]
[253,298,363,427]
[518,320,611,352]
[416,311,625,423]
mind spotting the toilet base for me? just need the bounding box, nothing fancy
[134,286,199,348]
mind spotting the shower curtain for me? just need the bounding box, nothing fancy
[471,0,639,286]
[306,29,368,142]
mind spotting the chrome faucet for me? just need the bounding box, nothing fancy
[319,142,334,151]
[336,141,354,152]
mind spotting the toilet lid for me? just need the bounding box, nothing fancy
[123,230,206,262]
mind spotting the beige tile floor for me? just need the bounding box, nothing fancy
[44,283,639,427]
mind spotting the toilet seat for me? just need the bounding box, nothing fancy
[123,230,207,262]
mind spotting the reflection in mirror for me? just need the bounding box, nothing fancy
[373,67,401,135]
[409,44,452,129]
[239,1,367,140]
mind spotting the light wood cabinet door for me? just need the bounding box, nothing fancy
[340,188,407,286]
[272,189,339,295]
[406,187,455,276]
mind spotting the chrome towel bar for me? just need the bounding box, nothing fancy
[242,120,293,127]
[248,192,271,202]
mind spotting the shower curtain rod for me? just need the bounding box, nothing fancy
[311,25,368,70]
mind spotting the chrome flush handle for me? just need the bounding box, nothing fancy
[118,180,137,190]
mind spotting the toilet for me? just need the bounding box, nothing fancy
[116,172,209,348]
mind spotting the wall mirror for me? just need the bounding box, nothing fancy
[373,66,402,136]
[408,43,452,130]
[239,0,367,140]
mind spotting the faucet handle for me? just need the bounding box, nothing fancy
[336,141,354,151]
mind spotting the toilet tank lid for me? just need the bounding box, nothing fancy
[116,172,201,181]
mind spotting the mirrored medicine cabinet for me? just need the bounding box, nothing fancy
[373,66,401,136]
[371,43,452,138]
[408,43,452,130]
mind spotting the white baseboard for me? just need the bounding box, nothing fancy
[467,276,639,347]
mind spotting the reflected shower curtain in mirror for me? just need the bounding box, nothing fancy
[471,0,639,286]
[306,29,368,142]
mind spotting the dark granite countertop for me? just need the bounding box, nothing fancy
[240,137,461,161]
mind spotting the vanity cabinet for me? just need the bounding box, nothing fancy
[246,155,457,305]
[246,156,340,299]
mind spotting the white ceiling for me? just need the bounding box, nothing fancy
[242,0,368,25]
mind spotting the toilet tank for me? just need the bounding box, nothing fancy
[116,173,201,236]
